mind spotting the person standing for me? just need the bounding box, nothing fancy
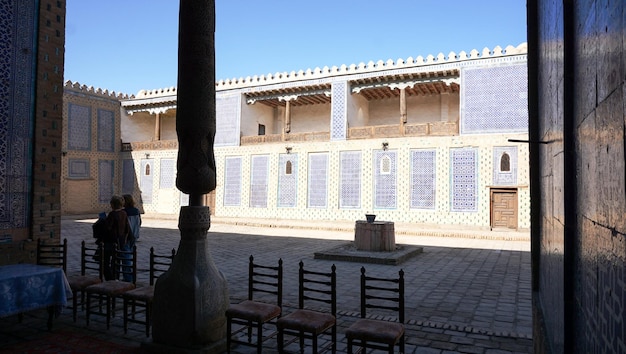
[103,195,129,281]
[123,194,142,247]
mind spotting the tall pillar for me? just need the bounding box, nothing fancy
[147,0,229,352]
[400,87,407,124]
[399,87,407,135]
[285,99,291,134]
[154,112,161,141]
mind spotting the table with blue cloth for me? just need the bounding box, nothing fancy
[0,263,72,329]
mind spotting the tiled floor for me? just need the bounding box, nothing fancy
[0,216,532,353]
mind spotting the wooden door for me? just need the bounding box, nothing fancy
[490,189,518,229]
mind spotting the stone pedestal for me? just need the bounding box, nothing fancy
[146,206,229,353]
[354,220,396,251]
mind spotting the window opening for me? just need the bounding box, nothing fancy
[258,124,265,136]
[380,155,391,175]
[285,160,292,175]
[500,152,510,172]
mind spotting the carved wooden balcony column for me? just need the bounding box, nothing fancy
[154,112,161,141]
[390,83,411,135]
[279,94,298,137]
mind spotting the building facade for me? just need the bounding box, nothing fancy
[63,43,529,231]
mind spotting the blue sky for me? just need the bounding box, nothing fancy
[64,0,527,95]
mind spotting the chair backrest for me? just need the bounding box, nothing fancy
[298,261,336,316]
[149,247,176,286]
[37,238,67,272]
[248,255,283,308]
[360,267,404,323]
[112,245,137,284]
[81,240,103,279]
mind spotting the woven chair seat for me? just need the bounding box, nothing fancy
[227,300,281,323]
[345,318,405,345]
[87,280,135,296]
[67,275,101,290]
[122,285,154,301]
[277,309,336,334]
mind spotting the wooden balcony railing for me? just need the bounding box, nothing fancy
[121,140,178,151]
[348,121,458,139]
[122,122,458,149]
[241,131,330,145]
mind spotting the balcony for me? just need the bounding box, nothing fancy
[241,131,330,145]
[121,140,178,151]
[348,122,458,139]
[123,122,458,150]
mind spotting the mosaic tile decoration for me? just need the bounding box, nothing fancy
[492,146,518,185]
[330,82,347,141]
[450,148,478,212]
[98,160,114,204]
[249,155,269,208]
[339,151,361,208]
[215,94,241,147]
[140,160,153,204]
[68,103,92,150]
[308,152,328,208]
[179,192,189,207]
[410,149,436,209]
[121,159,135,195]
[461,65,528,134]
[223,156,242,206]
[97,109,115,152]
[160,158,175,189]
[0,0,36,226]
[68,159,90,179]
[278,153,297,207]
[374,150,397,209]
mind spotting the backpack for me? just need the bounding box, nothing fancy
[92,218,108,241]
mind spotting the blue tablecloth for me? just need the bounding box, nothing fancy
[0,264,72,318]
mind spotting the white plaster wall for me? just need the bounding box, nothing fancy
[160,113,177,140]
[290,104,331,133]
[121,111,154,142]
[241,101,274,136]
[445,92,460,122]
[241,100,274,136]
[406,95,443,123]
[347,94,369,128]
[369,98,399,125]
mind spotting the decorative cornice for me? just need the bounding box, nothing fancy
[123,42,527,99]
[63,80,133,99]
[215,43,527,91]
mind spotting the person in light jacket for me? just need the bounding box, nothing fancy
[123,194,142,248]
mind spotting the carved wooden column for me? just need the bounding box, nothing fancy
[391,83,410,135]
[285,99,291,134]
[148,1,228,352]
[154,112,161,141]
[400,87,407,135]
[280,94,297,139]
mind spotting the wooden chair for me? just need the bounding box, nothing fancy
[85,245,137,329]
[277,261,336,354]
[33,238,68,326]
[345,267,405,354]
[226,255,283,354]
[65,240,103,322]
[36,238,68,272]
[122,247,176,337]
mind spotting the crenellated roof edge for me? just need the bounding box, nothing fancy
[64,80,134,99]
[133,42,527,99]
[215,43,527,90]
